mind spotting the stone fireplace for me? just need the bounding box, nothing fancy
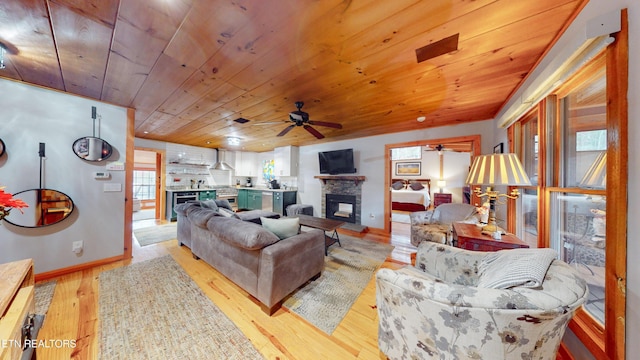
[315,175,366,225]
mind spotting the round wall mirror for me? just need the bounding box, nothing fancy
[4,189,75,228]
[0,138,5,157]
[72,136,113,162]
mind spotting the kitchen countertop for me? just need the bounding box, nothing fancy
[166,187,226,192]
[166,186,297,193]
[236,187,297,192]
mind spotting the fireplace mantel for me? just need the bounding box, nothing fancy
[314,175,366,185]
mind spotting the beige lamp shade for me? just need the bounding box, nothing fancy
[465,153,531,186]
[579,151,606,189]
[436,180,446,188]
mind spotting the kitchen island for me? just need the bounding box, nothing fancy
[236,187,297,215]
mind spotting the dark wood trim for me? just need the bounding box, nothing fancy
[604,8,628,359]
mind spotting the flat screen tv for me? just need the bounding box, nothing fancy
[318,148,356,175]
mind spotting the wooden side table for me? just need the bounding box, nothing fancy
[0,259,35,360]
[452,222,529,251]
[432,193,452,207]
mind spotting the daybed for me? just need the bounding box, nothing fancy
[175,200,325,315]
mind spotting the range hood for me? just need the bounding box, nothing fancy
[213,149,234,171]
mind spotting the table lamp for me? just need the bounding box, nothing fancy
[465,153,531,234]
[579,151,606,189]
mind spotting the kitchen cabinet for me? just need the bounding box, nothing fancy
[273,191,297,215]
[273,145,299,176]
[247,190,262,210]
[198,190,217,201]
[234,151,258,176]
[237,189,248,209]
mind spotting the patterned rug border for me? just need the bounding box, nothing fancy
[35,280,56,316]
[283,234,393,334]
[98,255,264,359]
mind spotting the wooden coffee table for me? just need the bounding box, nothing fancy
[452,222,529,251]
[295,214,345,255]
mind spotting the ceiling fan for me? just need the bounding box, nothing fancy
[424,144,452,153]
[277,101,342,139]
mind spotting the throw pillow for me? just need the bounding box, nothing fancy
[409,181,424,190]
[215,199,233,211]
[391,180,405,190]
[200,200,219,211]
[476,248,558,289]
[218,208,240,219]
[260,216,300,240]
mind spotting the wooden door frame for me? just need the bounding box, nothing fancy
[133,147,166,221]
[383,134,482,234]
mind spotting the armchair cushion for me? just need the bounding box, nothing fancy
[409,203,477,247]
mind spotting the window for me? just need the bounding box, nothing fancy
[390,146,421,160]
[133,170,156,200]
[509,41,627,358]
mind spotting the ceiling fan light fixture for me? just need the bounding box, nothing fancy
[227,136,241,146]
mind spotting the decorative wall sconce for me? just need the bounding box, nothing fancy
[4,143,75,228]
[72,106,113,161]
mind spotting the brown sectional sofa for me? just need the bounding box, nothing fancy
[175,201,325,315]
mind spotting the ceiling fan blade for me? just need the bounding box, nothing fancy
[303,125,325,139]
[277,125,295,137]
[307,120,342,129]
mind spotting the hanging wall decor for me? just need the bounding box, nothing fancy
[4,143,75,228]
[0,138,5,157]
[72,106,113,161]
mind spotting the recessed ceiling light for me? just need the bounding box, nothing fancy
[417,116,426,122]
[143,131,149,134]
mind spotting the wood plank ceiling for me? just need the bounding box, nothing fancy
[0,0,586,152]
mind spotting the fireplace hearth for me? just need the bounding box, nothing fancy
[326,194,356,223]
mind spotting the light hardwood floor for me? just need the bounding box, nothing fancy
[35,219,416,359]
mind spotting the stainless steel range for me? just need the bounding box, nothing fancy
[216,187,238,210]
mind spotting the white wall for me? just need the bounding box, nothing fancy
[0,79,128,274]
[297,120,495,227]
[498,1,638,357]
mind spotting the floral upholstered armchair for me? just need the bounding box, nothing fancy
[376,241,588,360]
[410,203,478,247]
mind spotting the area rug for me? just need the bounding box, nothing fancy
[133,223,177,246]
[98,256,264,359]
[283,235,394,334]
[35,280,56,315]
